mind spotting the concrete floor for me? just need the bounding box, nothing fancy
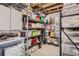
[31,44,59,56]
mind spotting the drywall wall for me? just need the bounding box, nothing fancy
[0,5,10,30]
[11,8,22,30]
[0,5,22,30]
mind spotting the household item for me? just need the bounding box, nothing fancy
[43,38,47,44]
[46,19,48,24]
[37,30,41,35]
[36,16,40,21]
[25,22,27,28]
[22,15,26,29]
[32,30,37,36]
[49,31,56,37]
[29,23,36,28]
[38,42,41,49]
[31,38,38,45]
[45,30,49,36]
[41,24,44,28]
[46,25,52,32]
[28,13,36,20]
[35,23,41,28]
[21,32,25,37]
[40,16,44,23]
[36,23,44,28]
[48,17,52,24]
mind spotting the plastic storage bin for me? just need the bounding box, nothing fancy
[0,37,26,56]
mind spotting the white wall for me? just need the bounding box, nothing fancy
[0,5,22,30]
[0,5,10,30]
[11,8,22,30]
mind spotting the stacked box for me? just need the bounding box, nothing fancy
[62,3,79,16]
[62,43,79,56]
[36,23,44,28]
[62,15,79,28]
[62,3,79,56]
[62,30,79,44]
[28,13,37,20]
[37,30,41,35]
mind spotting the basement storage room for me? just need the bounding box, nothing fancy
[0,3,79,56]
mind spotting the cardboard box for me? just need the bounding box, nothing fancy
[49,31,56,37]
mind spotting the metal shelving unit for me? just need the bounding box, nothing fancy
[26,18,45,24]
[22,14,45,55]
[60,12,79,56]
[23,28,45,30]
[28,34,45,39]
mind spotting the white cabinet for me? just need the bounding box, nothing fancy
[11,8,22,30]
[0,5,10,30]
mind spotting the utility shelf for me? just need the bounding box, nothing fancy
[25,19,45,24]
[62,13,79,17]
[50,37,59,39]
[62,27,79,29]
[28,34,44,39]
[45,23,53,25]
[28,28,45,30]
[23,28,45,30]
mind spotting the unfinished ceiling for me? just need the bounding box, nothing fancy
[0,3,63,15]
[30,3,63,15]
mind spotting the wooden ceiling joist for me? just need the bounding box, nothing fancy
[45,8,62,15]
[46,4,63,11]
[35,3,57,11]
[30,3,39,8]
[41,3,54,8]
[30,3,63,15]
